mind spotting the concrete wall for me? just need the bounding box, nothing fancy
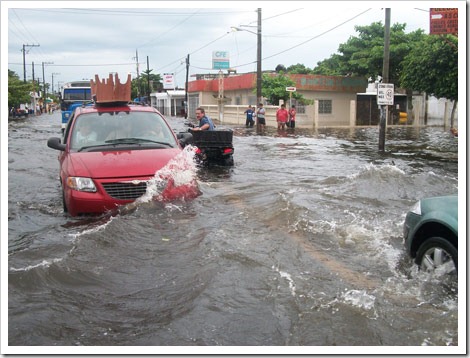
[194,90,358,128]
[185,91,458,129]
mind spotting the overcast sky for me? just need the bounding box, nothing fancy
[3,1,463,90]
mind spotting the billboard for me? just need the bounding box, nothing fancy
[163,74,175,90]
[212,51,230,70]
[430,8,458,35]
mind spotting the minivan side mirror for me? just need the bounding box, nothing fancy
[47,137,66,151]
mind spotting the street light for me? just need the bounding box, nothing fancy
[231,8,262,104]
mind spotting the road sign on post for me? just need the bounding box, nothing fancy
[377,83,394,106]
[430,8,458,35]
[286,87,296,108]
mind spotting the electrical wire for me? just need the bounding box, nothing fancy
[136,9,201,49]
[263,8,372,61]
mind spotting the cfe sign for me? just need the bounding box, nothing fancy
[212,51,230,70]
[430,8,458,35]
[377,83,394,106]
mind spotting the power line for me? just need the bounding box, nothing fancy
[154,31,232,73]
[263,8,372,61]
[137,9,201,49]
[11,10,42,48]
[19,8,253,17]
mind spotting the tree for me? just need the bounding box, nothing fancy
[8,70,33,109]
[131,71,162,99]
[286,63,314,74]
[261,72,308,105]
[275,64,287,73]
[313,22,426,83]
[400,34,458,125]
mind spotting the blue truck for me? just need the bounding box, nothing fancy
[60,81,91,133]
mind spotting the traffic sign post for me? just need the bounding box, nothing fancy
[286,87,296,108]
[377,83,394,106]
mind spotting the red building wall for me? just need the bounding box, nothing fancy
[188,73,366,94]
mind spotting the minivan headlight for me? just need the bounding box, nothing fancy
[66,177,97,192]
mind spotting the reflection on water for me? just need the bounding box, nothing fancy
[7,113,460,350]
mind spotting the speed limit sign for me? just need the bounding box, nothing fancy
[377,83,394,105]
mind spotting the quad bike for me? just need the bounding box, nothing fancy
[177,125,234,166]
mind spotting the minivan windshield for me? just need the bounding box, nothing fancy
[70,111,178,151]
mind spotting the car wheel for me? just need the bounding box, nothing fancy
[416,237,457,275]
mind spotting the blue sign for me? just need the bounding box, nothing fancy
[213,60,230,70]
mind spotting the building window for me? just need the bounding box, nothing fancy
[291,100,305,114]
[318,99,332,114]
[248,96,257,106]
[188,95,199,119]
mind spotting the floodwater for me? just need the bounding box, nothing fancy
[6,111,460,353]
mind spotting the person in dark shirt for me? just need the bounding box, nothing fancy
[244,105,255,127]
[193,107,215,131]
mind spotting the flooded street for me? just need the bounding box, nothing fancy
[7,112,460,352]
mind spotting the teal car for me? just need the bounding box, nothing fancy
[403,195,458,275]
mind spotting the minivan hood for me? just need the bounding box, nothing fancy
[68,148,182,179]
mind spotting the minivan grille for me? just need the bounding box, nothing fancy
[102,181,147,200]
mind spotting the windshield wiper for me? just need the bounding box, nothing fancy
[77,144,110,152]
[104,137,142,144]
[104,138,174,147]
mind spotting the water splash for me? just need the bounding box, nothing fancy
[342,289,376,310]
[273,265,296,297]
[347,162,406,181]
[136,145,201,204]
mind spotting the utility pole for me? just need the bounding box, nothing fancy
[185,54,190,119]
[146,56,151,103]
[52,73,60,93]
[256,8,262,105]
[134,49,141,99]
[42,61,53,99]
[22,44,40,82]
[32,62,35,90]
[378,8,390,152]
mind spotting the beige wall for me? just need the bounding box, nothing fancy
[193,89,358,128]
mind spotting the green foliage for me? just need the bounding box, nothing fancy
[400,35,458,101]
[312,22,427,84]
[260,72,308,105]
[131,71,163,99]
[8,70,34,108]
[286,63,314,74]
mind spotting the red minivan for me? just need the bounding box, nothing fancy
[47,103,199,216]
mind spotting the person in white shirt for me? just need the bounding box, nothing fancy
[76,120,97,145]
